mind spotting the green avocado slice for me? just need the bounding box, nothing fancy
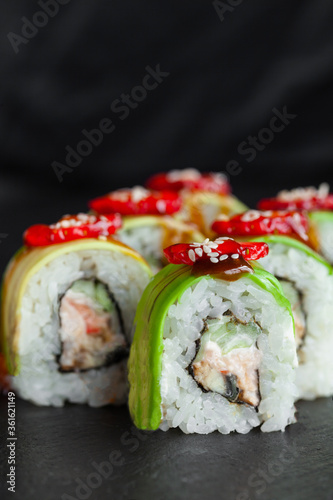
[309,210,333,224]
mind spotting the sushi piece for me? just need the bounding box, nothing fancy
[0,213,152,407]
[146,169,247,237]
[258,184,333,264]
[89,186,205,273]
[213,210,333,400]
[129,237,297,434]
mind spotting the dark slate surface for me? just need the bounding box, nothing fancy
[0,396,333,500]
[0,185,333,500]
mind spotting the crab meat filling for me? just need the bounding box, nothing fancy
[59,279,127,371]
[191,316,262,407]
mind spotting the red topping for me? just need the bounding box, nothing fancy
[23,213,122,247]
[89,186,182,215]
[0,353,10,394]
[164,238,269,265]
[146,169,230,195]
[258,184,333,211]
[212,210,309,240]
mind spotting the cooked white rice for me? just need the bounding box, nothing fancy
[118,225,163,273]
[11,249,150,407]
[259,242,333,400]
[159,275,297,434]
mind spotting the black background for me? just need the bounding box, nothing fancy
[1,1,333,270]
[1,1,333,499]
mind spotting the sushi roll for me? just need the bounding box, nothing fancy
[89,186,205,273]
[129,237,298,434]
[258,184,333,264]
[213,210,333,400]
[146,169,247,237]
[0,213,152,407]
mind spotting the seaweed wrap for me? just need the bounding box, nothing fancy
[258,184,333,264]
[0,213,152,407]
[129,237,297,434]
[146,169,247,237]
[89,186,205,272]
[213,210,333,400]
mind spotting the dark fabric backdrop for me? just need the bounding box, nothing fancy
[1,0,333,273]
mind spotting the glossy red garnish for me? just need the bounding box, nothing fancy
[258,184,333,211]
[0,353,10,393]
[212,210,309,240]
[23,213,122,247]
[89,186,182,215]
[146,169,231,195]
[164,238,269,265]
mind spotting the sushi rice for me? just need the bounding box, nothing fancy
[118,224,163,273]
[117,216,204,273]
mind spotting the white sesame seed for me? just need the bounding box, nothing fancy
[231,253,239,259]
[156,199,167,213]
[215,237,232,243]
[210,258,219,263]
[131,186,149,203]
[195,248,203,257]
[277,183,330,202]
[188,249,196,262]
[216,214,229,221]
[241,210,261,222]
[318,183,330,198]
[111,190,129,201]
[210,252,219,257]
[203,238,210,244]
[219,254,228,261]
[203,245,212,254]
[212,172,228,183]
[167,169,200,182]
[289,212,309,240]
